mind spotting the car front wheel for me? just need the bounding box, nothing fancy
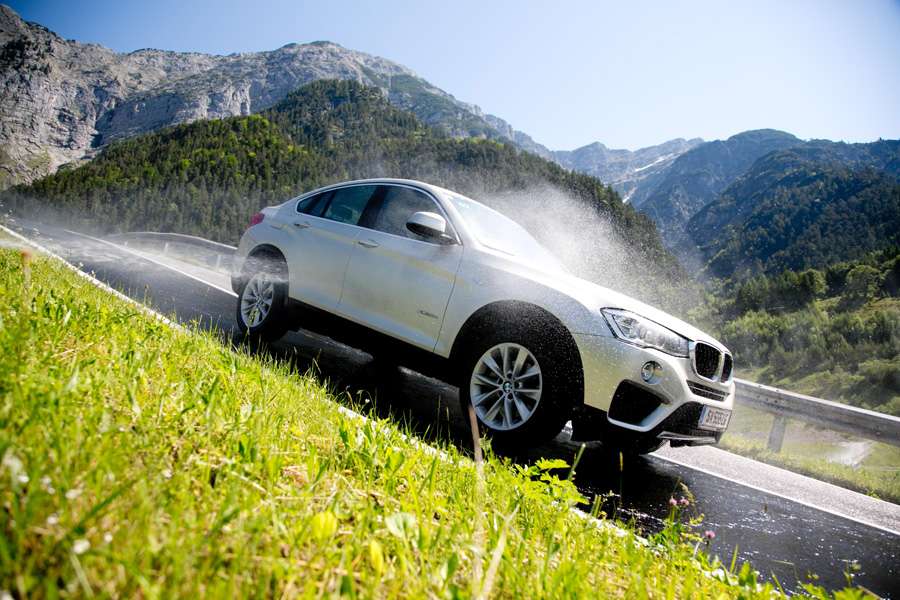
[458,326,576,448]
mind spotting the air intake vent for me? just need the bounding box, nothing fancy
[721,354,733,382]
[693,342,721,379]
[687,381,728,401]
[608,382,662,425]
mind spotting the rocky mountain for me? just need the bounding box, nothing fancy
[684,139,900,278]
[635,129,802,246]
[551,137,704,204]
[0,4,537,188]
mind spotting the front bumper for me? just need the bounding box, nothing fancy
[573,332,734,442]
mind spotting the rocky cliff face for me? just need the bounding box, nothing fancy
[0,4,222,186]
[0,4,540,188]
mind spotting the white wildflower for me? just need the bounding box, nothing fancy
[2,451,24,487]
[73,539,90,555]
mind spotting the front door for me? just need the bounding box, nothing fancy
[338,185,462,351]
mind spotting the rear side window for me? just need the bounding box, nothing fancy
[372,186,445,240]
[296,190,331,215]
[320,185,379,225]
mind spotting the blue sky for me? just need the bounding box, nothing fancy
[9,0,900,151]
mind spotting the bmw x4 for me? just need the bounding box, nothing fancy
[231,179,734,452]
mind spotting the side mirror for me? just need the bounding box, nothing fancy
[406,211,453,243]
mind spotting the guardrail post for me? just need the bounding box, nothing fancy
[767,415,787,453]
[163,242,169,255]
[214,254,222,270]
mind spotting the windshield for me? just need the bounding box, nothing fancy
[446,193,563,271]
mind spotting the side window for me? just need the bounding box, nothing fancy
[320,185,378,225]
[372,186,444,240]
[296,191,331,216]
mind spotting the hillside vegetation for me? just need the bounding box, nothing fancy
[3,80,652,249]
[686,141,900,279]
[0,239,846,598]
[691,249,900,415]
[2,79,682,298]
[0,3,555,188]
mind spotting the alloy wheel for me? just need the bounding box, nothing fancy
[240,273,275,328]
[469,342,543,430]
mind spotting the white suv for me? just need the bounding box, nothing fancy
[232,179,734,451]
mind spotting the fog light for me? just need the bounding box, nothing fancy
[641,361,662,383]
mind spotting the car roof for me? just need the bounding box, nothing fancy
[310,178,444,196]
[309,178,496,214]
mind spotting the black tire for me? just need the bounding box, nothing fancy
[235,252,291,343]
[457,319,579,448]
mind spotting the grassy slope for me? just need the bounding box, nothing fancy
[2,242,858,597]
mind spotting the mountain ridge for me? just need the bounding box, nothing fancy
[634,129,803,247]
[0,3,724,199]
[0,4,543,187]
[683,138,900,278]
[552,137,705,204]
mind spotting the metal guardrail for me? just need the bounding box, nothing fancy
[109,231,900,453]
[107,231,237,253]
[734,378,900,451]
[107,232,236,270]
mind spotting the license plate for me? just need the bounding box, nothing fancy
[698,406,731,431]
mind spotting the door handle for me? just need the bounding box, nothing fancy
[293,221,311,229]
[357,239,379,248]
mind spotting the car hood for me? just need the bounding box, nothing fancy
[495,251,723,347]
[566,275,717,344]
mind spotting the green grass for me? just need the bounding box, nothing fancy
[0,242,869,598]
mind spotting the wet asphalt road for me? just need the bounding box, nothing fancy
[13,222,900,598]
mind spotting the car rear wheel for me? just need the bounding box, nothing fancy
[458,324,576,448]
[235,254,290,343]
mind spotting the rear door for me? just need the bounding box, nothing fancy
[281,184,381,310]
[338,184,463,350]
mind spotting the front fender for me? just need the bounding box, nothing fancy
[435,251,609,358]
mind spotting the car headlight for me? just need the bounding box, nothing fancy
[601,308,689,357]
